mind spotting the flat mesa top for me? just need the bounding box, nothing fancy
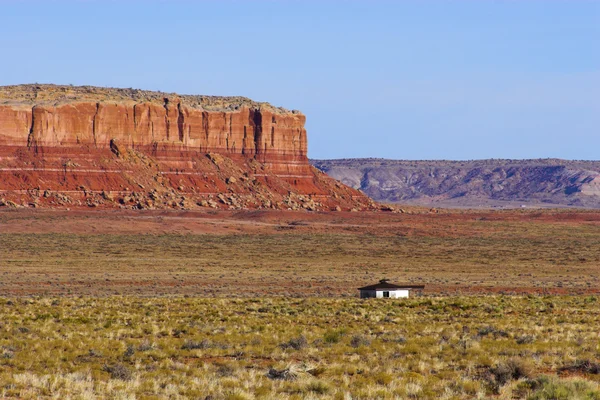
[0,84,298,114]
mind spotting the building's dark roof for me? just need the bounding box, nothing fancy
[358,279,425,291]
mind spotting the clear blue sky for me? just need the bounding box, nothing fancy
[2,1,598,160]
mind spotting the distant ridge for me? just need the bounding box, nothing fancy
[311,158,600,208]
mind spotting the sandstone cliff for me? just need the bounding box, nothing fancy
[0,84,373,211]
[312,158,600,208]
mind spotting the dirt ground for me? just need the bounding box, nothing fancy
[1,207,599,297]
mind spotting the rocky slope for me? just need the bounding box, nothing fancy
[312,158,600,208]
[0,84,375,211]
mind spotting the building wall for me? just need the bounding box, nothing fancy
[391,289,410,298]
[360,289,410,298]
[360,290,377,298]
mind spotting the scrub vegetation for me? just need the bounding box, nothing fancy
[1,296,600,399]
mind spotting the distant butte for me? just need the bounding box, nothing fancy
[0,84,376,211]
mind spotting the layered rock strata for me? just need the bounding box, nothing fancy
[0,84,374,211]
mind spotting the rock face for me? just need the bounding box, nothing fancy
[0,85,307,175]
[312,158,600,208]
[0,84,373,211]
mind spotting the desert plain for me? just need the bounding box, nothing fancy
[1,207,600,399]
[1,207,599,297]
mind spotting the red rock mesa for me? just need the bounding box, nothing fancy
[0,84,374,211]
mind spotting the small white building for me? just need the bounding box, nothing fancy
[358,279,424,298]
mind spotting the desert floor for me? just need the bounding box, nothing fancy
[1,208,599,297]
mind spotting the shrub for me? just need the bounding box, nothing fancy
[477,325,509,338]
[216,364,235,377]
[123,344,135,358]
[559,360,600,375]
[103,363,132,381]
[279,335,308,350]
[350,334,371,348]
[490,358,533,387]
[516,335,536,344]
[2,349,14,359]
[266,366,298,381]
[181,339,211,350]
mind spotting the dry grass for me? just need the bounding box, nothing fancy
[1,296,600,399]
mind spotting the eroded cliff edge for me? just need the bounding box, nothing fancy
[0,84,374,211]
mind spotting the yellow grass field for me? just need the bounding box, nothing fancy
[1,296,600,399]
